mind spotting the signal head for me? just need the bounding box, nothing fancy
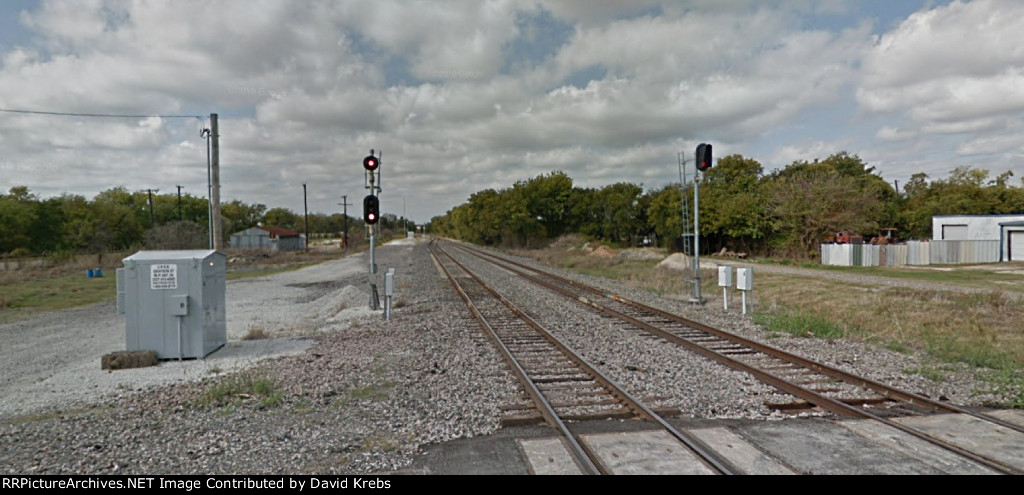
[363,194,380,224]
[363,155,379,171]
[696,143,713,171]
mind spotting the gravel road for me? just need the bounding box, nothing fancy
[0,251,373,420]
[0,238,1014,475]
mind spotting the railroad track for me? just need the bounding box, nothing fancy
[427,240,739,475]
[442,239,1024,475]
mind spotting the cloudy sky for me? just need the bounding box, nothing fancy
[1,0,1022,224]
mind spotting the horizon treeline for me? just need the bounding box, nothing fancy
[429,152,1024,259]
[0,186,413,257]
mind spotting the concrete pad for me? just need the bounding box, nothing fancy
[579,430,717,475]
[688,427,795,475]
[893,413,1024,472]
[736,419,946,474]
[988,409,1024,429]
[517,438,583,475]
[839,419,998,475]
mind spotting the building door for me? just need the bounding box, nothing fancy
[942,224,968,240]
[1011,231,1024,262]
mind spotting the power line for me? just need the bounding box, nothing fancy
[0,108,204,119]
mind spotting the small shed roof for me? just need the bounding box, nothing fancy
[232,227,270,236]
[261,226,302,238]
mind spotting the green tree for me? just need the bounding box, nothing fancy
[262,207,299,231]
[221,200,267,234]
[0,187,39,254]
[764,157,883,258]
[699,154,770,254]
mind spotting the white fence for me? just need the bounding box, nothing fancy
[821,240,1001,266]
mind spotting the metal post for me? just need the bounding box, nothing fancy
[366,150,380,310]
[368,226,379,310]
[202,127,213,249]
[693,173,703,303]
[384,267,395,321]
[303,183,309,252]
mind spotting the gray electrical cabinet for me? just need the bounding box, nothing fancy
[117,250,227,360]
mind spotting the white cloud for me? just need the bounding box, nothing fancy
[1,1,1020,223]
[858,0,1024,127]
[876,126,916,141]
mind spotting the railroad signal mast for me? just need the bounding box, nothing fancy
[688,142,713,303]
[364,150,382,310]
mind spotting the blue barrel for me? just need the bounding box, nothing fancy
[95,268,103,277]
[87,269,94,278]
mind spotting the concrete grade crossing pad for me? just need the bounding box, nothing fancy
[687,427,795,475]
[891,413,1024,472]
[838,419,998,475]
[517,438,583,475]
[411,413,1024,475]
[577,430,717,475]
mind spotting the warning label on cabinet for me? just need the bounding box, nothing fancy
[151,264,178,290]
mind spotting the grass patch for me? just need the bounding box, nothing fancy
[985,368,1024,409]
[361,434,400,453]
[753,310,853,339]
[903,367,947,382]
[242,324,271,340]
[226,263,314,281]
[346,381,396,402]
[7,405,107,425]
[0,273,116,324]
[0,252,334,324]
[195,371,284,409]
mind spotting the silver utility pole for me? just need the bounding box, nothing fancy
[202,127,213,249]
[364,150,382,310]
[691,142,713,304]
[693,172,702,302]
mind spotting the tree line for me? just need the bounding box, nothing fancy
[0,186,412,257]
[430,152,1024,259]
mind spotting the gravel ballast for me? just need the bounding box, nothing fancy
[0,238,1012,474]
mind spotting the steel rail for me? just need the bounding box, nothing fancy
[431,241,740,475]
[427,242,602,475]
[448,241,1022,475]
[458,242,1024,435]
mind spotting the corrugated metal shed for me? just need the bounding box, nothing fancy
[229,227,272,250]
[228,226,306,251]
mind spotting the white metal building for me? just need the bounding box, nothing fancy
[932,214,1024,241]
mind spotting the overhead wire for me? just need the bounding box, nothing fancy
[0,107,205,119]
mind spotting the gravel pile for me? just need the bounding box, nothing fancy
[0,238,1012,475]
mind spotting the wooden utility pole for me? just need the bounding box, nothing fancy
[303,183,309,252]
[146,188,158,227]
[211,113,223,250]
[339,195,351,249]
[176,185,183,220]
